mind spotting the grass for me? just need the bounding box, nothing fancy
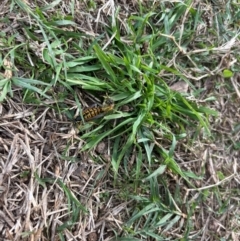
[0,0,240,240]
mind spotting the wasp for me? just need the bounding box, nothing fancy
[74,97,114,127]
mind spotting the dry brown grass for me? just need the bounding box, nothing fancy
[0,87,128,240]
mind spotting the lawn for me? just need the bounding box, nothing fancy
[0,0,240,240]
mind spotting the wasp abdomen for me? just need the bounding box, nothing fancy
[75,98,114,125]
[83,106,103,121]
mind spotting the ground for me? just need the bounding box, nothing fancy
[0,0,240,241]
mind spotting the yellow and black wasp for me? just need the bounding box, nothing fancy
[74,96,114,130]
